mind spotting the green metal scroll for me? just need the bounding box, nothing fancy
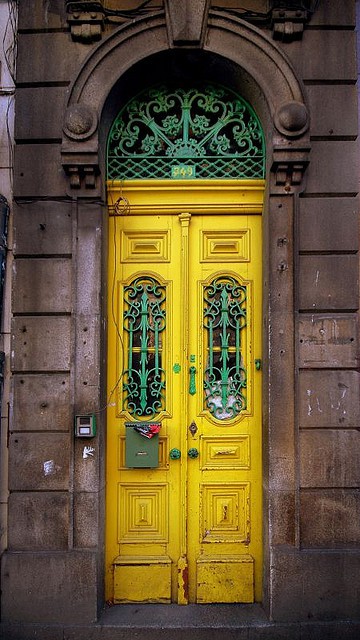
[107,85,265,180]
[203,276,247,420]
[123,276,166,418]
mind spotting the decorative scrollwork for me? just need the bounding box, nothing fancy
[203,276,247,420]
[123,276,166,418]
[107,85,265,180]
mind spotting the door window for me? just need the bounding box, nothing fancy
[123,276,167,418]
[203,275,247,420]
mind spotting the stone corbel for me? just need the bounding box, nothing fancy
[165,0,210,46]
[66,1,104,43]
[271,3,310,41]
[63,162,100,189]
[271,156,309,189]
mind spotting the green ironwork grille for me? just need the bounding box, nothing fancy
[203,276,247,420]
[123,276,166,418]
[107,85,265,180]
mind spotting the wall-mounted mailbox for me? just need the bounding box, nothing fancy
[125,422,160,468]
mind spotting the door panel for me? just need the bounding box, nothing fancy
[106,186,262,604]
[107,213,182,604]
[187,215,262,603]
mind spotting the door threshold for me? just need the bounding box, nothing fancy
[100,602,268,628]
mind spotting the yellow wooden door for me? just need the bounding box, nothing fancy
[106,180,264,605]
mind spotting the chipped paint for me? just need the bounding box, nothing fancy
[44,0,50,26]
[306,389,323,415]
[306,389,313,416]
[330,383,348,412]
[43,460,55,476]
[177,555,189,604]
[83,445,95,459]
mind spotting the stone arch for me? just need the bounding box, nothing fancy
[62,8,310,613]
[61,11,310,190]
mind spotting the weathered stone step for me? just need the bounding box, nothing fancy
[1,604,360,640]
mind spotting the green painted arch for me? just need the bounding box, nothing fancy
[106,84,265,180]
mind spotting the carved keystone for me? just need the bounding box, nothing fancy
[165,0,210,46]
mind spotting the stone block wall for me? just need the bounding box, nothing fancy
[2,1,103,624]
[270,0,360,619]
[1,0,359,626]
[0,0,16,564]
[292,6,360,548]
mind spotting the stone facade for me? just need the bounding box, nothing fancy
[0,0,359,634]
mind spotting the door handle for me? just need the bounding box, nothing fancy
[189,366,196,395]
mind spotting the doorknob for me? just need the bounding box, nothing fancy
[188,448,199,459]
[170,448,181,460]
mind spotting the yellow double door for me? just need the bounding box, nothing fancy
[106,181,263,604]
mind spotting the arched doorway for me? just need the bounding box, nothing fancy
[60,10,310,615]
[105,83,265,604]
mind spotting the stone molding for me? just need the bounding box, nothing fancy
[61,11,310,193]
